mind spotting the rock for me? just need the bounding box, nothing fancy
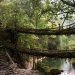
[50,69,63,75]
[0,49,42,75]
[0,72,5,75]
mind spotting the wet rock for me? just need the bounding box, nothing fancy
[50,69,63,75]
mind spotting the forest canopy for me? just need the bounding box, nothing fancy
[0,0,75,50]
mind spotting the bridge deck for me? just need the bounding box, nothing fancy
[2,41,75,58]
[0,26,75,35]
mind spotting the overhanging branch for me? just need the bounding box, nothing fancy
[61,0,75,7]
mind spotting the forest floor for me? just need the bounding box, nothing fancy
[0,49,44,75]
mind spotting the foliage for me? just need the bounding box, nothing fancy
[1,0,75,69]
[57,35,75,50]
[35,62,50,72]
[48,35,60,50]
[23,54,30,62]
[17,33,39,49]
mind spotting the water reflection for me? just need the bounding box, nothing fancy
[60,58,75,75]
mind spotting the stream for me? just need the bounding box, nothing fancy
[60,58,75,75]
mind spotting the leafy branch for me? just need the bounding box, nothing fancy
[61,0,75,7]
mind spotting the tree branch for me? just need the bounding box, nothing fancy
[61,12,68,28]
[61,0,75,7]
[40,7,75,16]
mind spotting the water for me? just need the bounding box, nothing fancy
[60,70,75,75]
[60,58,75,75]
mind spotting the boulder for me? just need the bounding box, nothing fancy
[50,69,63,75]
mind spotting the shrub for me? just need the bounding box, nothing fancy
[35,62,50,72]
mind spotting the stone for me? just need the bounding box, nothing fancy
[0,72,5,75]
